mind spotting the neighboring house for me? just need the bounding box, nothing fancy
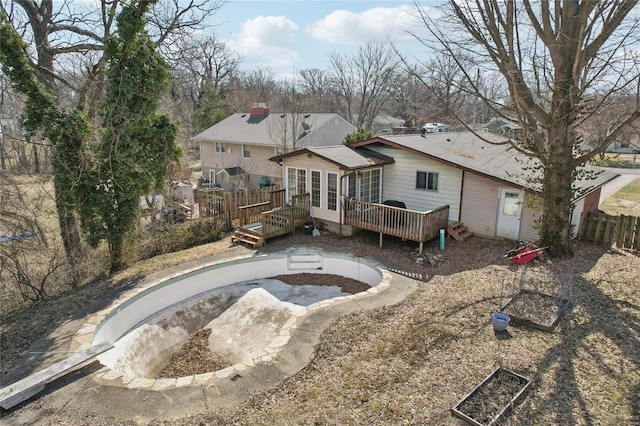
[370,115,405,135]
[606,138,640,155]
[271,131,618,242]
[194,104,356,191]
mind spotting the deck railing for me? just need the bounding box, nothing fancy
[343,199,449,252]
[260,193,311,239]
[199,186,286,228]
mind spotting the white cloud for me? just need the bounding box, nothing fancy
[307,6,418,45]
[232,15,299,68]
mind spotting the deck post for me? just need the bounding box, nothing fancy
[379,232,383,248]
[419,241,424,255]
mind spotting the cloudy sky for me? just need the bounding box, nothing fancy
[213,0,439,78]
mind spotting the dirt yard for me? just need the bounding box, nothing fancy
[2,230,639,425]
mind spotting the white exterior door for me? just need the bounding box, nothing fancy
[496,188,523,240]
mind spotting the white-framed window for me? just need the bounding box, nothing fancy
[502,192,520,216]
[286,167,306,200]
[359,169,381,203]
[311,170,321,208]
[347,173,357,199]
[242,144,250,158]
[347,169,381,203]
[215,142,225,153]
[416,171,439,191]
[327,172,338,211]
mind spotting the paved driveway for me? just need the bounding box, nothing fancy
[599,167,640,203]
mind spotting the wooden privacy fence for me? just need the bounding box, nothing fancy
[578,211,639,250]
[343,199,449,253]
[199,186,285,229]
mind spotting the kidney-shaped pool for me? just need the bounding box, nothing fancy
[84,249,389,387]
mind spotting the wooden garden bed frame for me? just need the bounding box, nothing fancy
[451,367,532,426]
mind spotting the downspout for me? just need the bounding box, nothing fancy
[458,170,464,222]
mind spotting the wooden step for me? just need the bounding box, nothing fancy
[456,230,474,242]
[231,230,264,248]
[447,222,474,242]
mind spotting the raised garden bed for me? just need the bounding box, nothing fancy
[500,289,571,331]
[452,367,532,426]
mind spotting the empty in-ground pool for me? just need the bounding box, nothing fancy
[93,250,385,381]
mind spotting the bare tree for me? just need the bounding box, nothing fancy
[411,0,640,257]
[298,68,336,112]
[170,34,241,107]
[228,66,279,112]
[0,173,66,302]
[328,40,399,130]
[1,0,227,275]
[168,34,240,136]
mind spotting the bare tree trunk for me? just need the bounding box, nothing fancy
[540,151,575,256]
[53,178,83,286]
[108,240,124,273]
[32,142,40,173]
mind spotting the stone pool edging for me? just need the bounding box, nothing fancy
[70,249,392,391]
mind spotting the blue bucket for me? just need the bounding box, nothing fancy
[492,312,511,331]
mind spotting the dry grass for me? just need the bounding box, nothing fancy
[0,236,250,376]
[165,234,639,426]
[599,177,640,217]
[2,225,639,425]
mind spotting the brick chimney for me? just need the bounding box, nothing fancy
[250,102,270,117]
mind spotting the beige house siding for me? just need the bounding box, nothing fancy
[198,114,355,191]
[460,171,542,241]
[460,172,501,237]
[279,155,345,225]
[570,198,585,239]
[370,147,462,223]
[200,142,282,190]
[519,199,541,242]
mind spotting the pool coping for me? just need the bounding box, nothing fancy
[70,248,393,391]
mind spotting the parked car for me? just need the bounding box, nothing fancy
[422,123,451,133]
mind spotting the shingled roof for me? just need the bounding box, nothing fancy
[193,112,352,146]
[270,145,394,170]
[353,132,618,196]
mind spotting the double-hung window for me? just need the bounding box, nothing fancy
[327,172,338,211]
[416,171,439,191]
[242,144,250,158]
[287,167,306,200]
[215,142,225,153]
[311,170,321,208]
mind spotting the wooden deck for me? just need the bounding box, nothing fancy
[231,193,310,247]
[343,199,450,253]
[199,187,286,229]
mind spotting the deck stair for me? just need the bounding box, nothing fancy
[287,252,324,271]
[231,228,264,248]
[447,221,474,242]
